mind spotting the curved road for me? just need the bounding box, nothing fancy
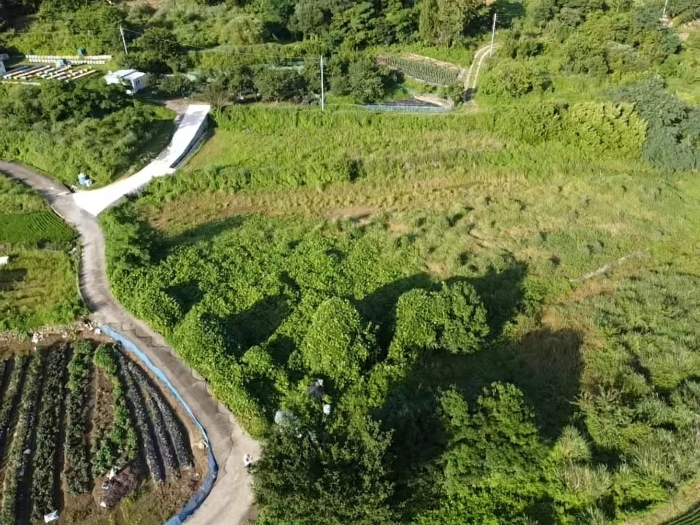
[0,161,260,525]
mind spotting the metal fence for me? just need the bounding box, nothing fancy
[361,103,452,113]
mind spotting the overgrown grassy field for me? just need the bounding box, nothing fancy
[103,104,700,523]
[0,174,84,331]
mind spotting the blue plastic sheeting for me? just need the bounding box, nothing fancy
[100,325,219,525]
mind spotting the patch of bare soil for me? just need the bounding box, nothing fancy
[325,205,377,221]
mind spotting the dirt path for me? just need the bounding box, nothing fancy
[0,161,260,525]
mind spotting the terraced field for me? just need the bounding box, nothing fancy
[0,340,204,525]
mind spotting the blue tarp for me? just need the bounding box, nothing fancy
[100,325,219,525]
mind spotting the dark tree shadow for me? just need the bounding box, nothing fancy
[457,260,529,339]
[0,269,27,291]
[163,215,250,251]
[223,294,292,358]
[511,328,585,440]
[266,335,296,369]
[166,280,204,317]
[356,273,433,350]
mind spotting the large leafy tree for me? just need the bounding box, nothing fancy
[390,281,489,360]
[414,384,548,524]
[254,415,395,525]
[419,0,490,46]
[301,298,373,386]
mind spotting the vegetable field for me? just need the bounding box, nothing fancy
[380,55,461,85]
[0,211,75,245]
[0,341,201,525]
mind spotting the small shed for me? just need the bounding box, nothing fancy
[104,69,148,94]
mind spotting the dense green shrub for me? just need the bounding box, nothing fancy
[389,282,489,360]
[480,58,552,98]
[563,102,646,157]
[611,78,700,171]
[301,298,373,387]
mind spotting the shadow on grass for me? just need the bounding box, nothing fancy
[162,215,249,249]
[376,324,583,523]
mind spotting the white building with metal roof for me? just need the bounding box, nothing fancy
[104,69,148,94]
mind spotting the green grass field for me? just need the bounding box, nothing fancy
[0,174,84,331]
[102,104,700,523]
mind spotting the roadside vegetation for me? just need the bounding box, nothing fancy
[0,81,175,187]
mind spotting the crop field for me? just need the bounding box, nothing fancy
[0,211,75,245]
[0,340,203,525]
[0,173,84,332]
[380,55,462,85]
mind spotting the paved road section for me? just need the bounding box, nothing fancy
[0,161,260,525]
[73,104,210,216]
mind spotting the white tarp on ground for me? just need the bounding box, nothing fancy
[72,104,210,217]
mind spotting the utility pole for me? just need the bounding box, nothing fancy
[490,13,497,59]
[119,25,129,55]
[320,55,325,112]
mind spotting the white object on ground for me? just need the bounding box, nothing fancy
[44,511,59,523]
[323,404,332,416]
[72,104,210,216]
[243,454,252,468]
[94,328,102,335]
[0,256,9,266]
[107,466,117,480]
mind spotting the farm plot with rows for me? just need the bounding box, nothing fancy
[0,173,84,331]
[0,340,204,525]
[379,55,462,86]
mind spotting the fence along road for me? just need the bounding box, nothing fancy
[0,109,260,525]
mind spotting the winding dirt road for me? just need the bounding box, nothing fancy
[0,161,260,525]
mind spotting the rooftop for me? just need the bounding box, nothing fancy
[105,69,147,82]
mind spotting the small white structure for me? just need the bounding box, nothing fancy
[104,69,148,94]
[0,256,9,266]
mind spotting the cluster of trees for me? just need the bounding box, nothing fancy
[154,55,399,107]
[612,78,700,171]
[481,0,685,101]
[0,80,173,185]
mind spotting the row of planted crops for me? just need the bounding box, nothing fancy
[0,341,196,524]
[380,56,462,86]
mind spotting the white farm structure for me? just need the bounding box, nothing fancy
[104,69,148,94]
